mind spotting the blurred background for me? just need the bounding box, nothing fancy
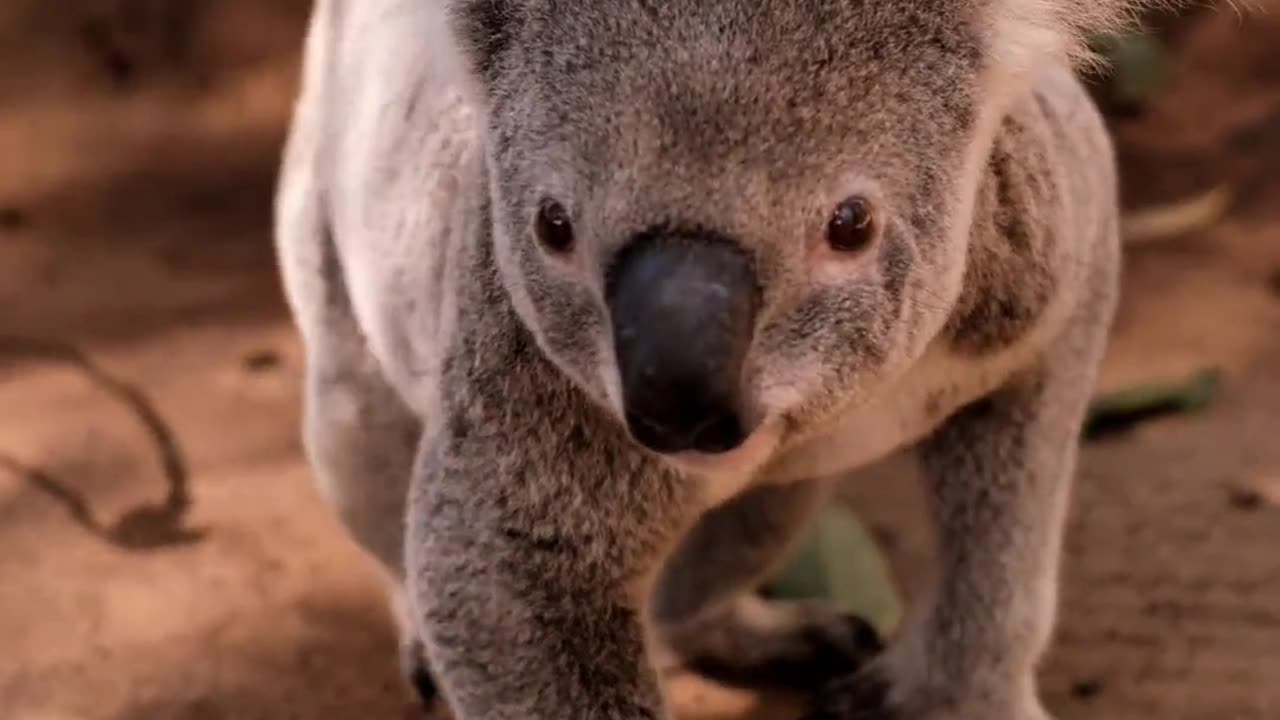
[0,2,1277,719]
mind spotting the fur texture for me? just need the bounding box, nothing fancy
[274,0,1128,717]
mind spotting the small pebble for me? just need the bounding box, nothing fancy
[242,349,282,373]
[1071,678,1105,701]
[1228,488,1263,511]
[1228,469,1280,511]
[0,207,28,230]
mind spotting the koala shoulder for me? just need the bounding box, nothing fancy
[292,0,487,415]
[943,65,1118,359]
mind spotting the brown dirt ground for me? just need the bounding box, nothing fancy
[1,3,1278,719]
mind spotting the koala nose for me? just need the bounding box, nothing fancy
[607,232,759,455]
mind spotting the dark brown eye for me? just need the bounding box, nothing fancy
[826,196,876,253]
[535,199,575,253]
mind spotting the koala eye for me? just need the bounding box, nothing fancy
[826,196,876,253]
[535,199,575,254]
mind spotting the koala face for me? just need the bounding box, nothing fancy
[448,0,1025,467]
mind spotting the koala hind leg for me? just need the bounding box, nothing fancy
[302,309,440,707]
[652,481,884,691]
[276,61,438,706]
[290,239,437,707]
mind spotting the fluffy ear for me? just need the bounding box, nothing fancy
[990,0,1172,70]
[445,0,521,89]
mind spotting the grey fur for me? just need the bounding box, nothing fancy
[274,0,1127,717]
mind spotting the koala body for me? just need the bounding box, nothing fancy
[275,0,1130,717]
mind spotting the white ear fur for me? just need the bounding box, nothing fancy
[989,0,1169,72]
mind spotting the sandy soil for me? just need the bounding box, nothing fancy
[1,3,1278,719]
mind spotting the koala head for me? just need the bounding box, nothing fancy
[444,0,1141,471]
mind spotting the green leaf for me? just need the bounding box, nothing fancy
[1085,367,1223,439]
[768,505,902,638]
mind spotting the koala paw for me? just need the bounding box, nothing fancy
[804,666,1053,720]
[662,596,884,691]
[802,667,895,719]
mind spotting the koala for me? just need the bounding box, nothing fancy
[274,0,1141,717]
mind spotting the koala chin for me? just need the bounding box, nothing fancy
[275,0,1136,718]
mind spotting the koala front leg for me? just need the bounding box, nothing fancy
[407,412,697,720]
[653,481,883,690]
[811,337,1104,719]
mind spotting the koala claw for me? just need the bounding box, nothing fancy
[805,667,1054,720]
[772,612,885,687]
[399,634,440,709]
[672,599,884,691]
[802,666,895,720]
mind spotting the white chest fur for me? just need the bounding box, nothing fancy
[762,337,1041,485]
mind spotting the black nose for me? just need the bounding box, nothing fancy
[607,231,758,455]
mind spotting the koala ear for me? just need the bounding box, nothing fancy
[989,0,1168,69]
[445,0,521,90]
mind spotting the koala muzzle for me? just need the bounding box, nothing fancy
[607,234,759,455]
